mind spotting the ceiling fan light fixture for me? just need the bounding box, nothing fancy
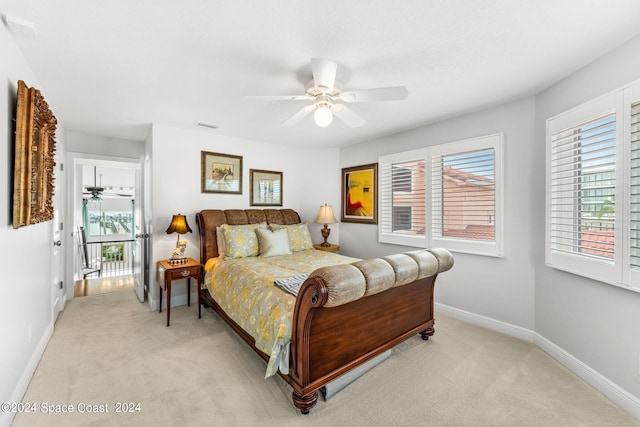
[314,105,333,127]
[247,58,407,128]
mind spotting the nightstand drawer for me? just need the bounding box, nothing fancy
[168,266,199,280]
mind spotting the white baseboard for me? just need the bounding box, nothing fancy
[1,321,54,427]
[435,302,535,342]
[149,292,198,312]
[435,303,640,420]
[535,334,640,420]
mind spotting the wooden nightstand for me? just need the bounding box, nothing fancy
[156,258,202,327]
[314,243,340,253]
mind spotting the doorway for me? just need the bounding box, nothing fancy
[68,156,147,303]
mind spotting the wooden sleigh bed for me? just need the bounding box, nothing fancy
[195,208,453,414]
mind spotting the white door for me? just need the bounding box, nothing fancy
[51,143,66,319]
[133,165,146,302]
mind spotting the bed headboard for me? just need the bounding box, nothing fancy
[195,209,301,263]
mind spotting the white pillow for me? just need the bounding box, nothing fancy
[269,223,314,251]
[256,228,292,257]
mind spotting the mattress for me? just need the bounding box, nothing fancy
[204,249,358,377]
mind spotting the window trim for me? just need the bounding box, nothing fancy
[378,133,503,258]
[545,81,640,293]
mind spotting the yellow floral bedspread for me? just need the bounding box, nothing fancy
[204,249,358,378]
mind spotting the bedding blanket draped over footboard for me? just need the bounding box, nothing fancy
[204,249,358,377]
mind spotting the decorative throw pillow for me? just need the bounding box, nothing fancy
[221,223,267,259]
[256,228,292,257]
[270,223,314,252]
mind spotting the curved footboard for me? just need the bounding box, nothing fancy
[287,248,453,414]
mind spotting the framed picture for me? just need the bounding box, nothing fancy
[201,151,243,194]
[250,169,283,206]
[12,80,58,228]
[341,163,377,224]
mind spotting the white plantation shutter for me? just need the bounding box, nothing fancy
[379,149,427,247]
[630,102,640,272]
[379,134,503,257]
[545,87,640,289]
[549,114,616,261]
[432,148,495,241]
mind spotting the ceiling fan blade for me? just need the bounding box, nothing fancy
[282,104,317,127]
[244,95,311,101]
[331,104,365,128]
[311,58,337,91]
[339,86,408,103]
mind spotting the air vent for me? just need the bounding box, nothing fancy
[195,122,219,130]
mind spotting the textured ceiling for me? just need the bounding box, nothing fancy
[3,0,640,147]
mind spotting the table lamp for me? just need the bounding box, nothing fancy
[314,204,338,247]
[165,213,192,264]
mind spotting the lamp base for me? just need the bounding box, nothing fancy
[169,238,188,264]
[320,224,331,247]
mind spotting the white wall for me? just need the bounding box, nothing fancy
[66,130,145,158]
[535,35,640,402]
[0,24,59,427]
[340,97,537,331]
[148,124,340,310]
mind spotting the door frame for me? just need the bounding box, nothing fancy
[51,140,66,320]
[65,152,145,302]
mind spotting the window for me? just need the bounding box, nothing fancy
[392,166,413,192]
[392,206,413,231]
[546,81,640,291]
[379,134,503,257]
[379,150,426,247]
[83,198,135,239]
[432,147,497,242]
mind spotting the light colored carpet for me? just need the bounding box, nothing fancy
[12,290,639,427]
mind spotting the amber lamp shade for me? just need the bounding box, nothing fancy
[314,204,338,247]
[165,214,192,244]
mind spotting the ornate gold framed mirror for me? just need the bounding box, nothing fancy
[12,80,57,228]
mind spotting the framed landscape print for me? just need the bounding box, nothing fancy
[201,151,242,194]
[341,163,377,224]
[250,169,282,206]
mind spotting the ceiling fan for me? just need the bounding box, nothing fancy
[84,166,104,201]
[83,166,133,201]
[246,58,408,128]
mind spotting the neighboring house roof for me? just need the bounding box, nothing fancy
[443,166,493,187]
[581,229,614,258]
[444,225,495,240]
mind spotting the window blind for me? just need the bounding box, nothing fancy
[379,159,426,236]
[630,102,640,270]
[378,133,502,256]
[432,148,495,241]
[549,113,616,261]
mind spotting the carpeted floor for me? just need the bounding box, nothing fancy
[12,290,640,426]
